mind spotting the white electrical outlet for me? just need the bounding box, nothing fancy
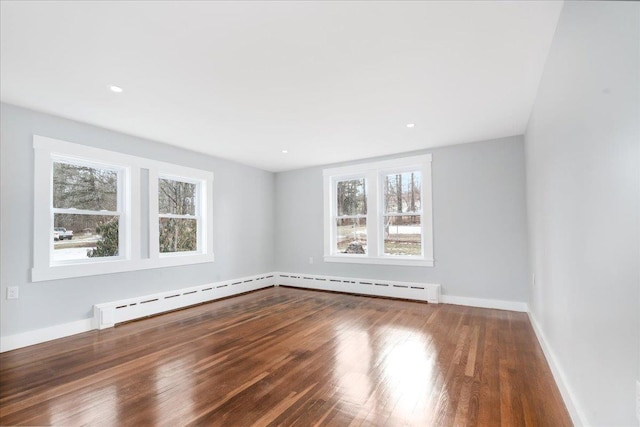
[636,380,640,422]
[6,286,19,299]
[308,257,314,264]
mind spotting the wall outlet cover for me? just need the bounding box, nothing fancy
[7,286,19,299]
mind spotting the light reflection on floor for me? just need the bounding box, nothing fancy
[334,322,436,424]
[154,356,196,422]
[335,326,372,405]
[49,384,118,426]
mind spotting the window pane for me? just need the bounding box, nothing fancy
[53,162,118,211]
[384,215,421,256]
[336,179,367,216]
[160,218,197,253]
[384,172,421,214]
[53,214,119,261]
[159,179,196,215]
[336,217,367,254]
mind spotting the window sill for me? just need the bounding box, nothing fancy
[32,253,215,282]
[323,255,434,267]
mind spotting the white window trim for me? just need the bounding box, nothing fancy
[323,154,434,267]
[32,135,214,282]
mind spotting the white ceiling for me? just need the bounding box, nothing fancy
[0,1,562,172]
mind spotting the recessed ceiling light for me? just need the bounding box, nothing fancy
[406,123,415,128]
[109,85,123,93]
[281,150,288,154]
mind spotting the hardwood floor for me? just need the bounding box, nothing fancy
[0,287,571,426]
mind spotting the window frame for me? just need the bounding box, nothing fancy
[32,135,214,282]
[148,166,213,266]
[323,154,434,267]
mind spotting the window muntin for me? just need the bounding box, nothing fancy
[51,160,124,264]
[158,177,200,254]
[323,154,433,266]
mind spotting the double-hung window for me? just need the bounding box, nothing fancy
[149,164,213,265]
[158,177,199,254]
[52,159,126,262]
[33,135,214,281]
[323,154,433,266]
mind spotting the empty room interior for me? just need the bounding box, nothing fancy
[0,1,639,426]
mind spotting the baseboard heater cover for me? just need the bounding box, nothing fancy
[93,273,276,329]
[276,272,440,304]
[94,272,439,330]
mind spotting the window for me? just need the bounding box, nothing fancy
[323,154,433,266]
[382,172,422,257]
[158,178,199,254]
[335,178,368,254]
[52,160,125,263]
[149,164,212,262]
[33,135,214,281]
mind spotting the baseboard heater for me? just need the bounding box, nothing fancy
[93,272,440,330]
[276,272,440,304]
[93,273,275,329]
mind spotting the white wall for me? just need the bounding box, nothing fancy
[0,103,276,337]
[525,2,640,426]
[275,136,530,305]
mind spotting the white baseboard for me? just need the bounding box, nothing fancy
[0,318,93,353]
[440,294,528,312]
[527,312,587,427]
[0,272,533,353]
[1,272,277,352]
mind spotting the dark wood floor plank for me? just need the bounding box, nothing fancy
[0,287,572,426]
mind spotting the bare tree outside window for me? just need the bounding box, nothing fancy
[383,172,422,256]
[159,178,198,253]
[335,178,367,253]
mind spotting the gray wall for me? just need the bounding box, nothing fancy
[275,136,529,303]
[525,2,640,425]
[0,103,275,336]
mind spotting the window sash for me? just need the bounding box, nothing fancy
[53,208,121,216]
[158,213,199,219]
[158,177,201,255]
[382,213,423,258]
[51,213,124,265]
[382,212,422,217]
[50,157,126,266]
[380,168,423,258]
